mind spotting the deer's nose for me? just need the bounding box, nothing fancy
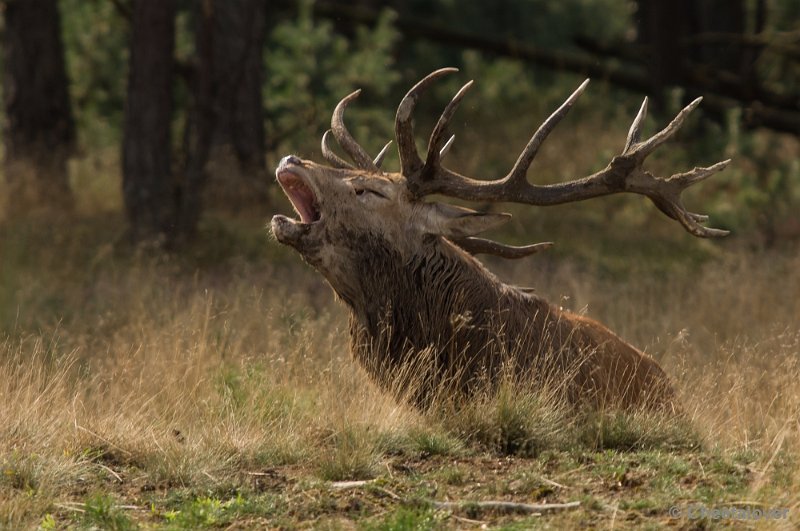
[280,155,302,167]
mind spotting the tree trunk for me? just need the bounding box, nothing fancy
[122,0,176,242]
[635,0,694,106]
[208,0,266,176]
[177,0,267,238]
[691,0,746,71]
[636,0,751,104]
[1,0,75,215]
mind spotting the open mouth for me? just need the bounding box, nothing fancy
[276,170,321,224]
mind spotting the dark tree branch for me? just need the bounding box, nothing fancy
[684,31,800,60]
[316,1,649,92]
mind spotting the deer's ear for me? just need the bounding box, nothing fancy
[420,203,511,238]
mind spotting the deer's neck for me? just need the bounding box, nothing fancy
[341,234,552,371]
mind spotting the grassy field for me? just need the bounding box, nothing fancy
[2,99,799,528]
[1,204,798,529]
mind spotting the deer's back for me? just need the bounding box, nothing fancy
[553,311,678,411]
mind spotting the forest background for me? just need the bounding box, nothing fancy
[1,0,799,528]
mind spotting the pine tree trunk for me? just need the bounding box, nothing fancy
[177,0,267,238]
[209,0,267,176]
[122,0,176,242]
[2,0,75,215]
[635,0,694,105]
[636,0,749,105]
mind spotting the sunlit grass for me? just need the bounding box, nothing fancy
[2,133,799,528]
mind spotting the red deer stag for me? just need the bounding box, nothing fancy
[271,69,729,411]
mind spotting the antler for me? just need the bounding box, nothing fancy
[322,91,395,171]
[328,89,379,171]
[451,237,554,259]
[395,67,459,177]
[396,69,730,238]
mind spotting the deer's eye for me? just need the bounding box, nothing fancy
[355,188,387,199]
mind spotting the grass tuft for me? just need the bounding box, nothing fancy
[406,428,464,457]
[436,380,571,457]
[575,409,703,452]
[315,426,382,481]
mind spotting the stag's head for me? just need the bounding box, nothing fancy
[271,153,510,271]
[271,68,521,290]
[272,68,729,293]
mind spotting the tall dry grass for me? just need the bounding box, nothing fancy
[0,250,428,525]
[1,222,799,526]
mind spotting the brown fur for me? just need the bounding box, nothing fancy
[346,236,676,411]
[271,160,677,412]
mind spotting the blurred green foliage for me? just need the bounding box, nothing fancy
[722,108,800,243]
[407,0,633,46]
[27,0,798,247]
[61,0,129,148]
[265,1,400,159]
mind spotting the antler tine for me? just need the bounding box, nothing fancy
[644,159,732,237]
[419,80,474,180]
[440,135,456,159]
[452,237,554,259]
[505,79,590,187]
[321,130,355,169]
[332,89,379,171]
[395,67,459,176]
[624,97,648,153]
[635,97,702,158]
[373,141,393,169]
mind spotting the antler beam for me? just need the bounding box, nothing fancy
[452,237,554,259]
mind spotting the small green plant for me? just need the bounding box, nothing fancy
[435,466,467,486]
[159,493,280,528]
[364,507,445,531]
[81,494,135,531]
[37,514,57,530]
[170,496,229,528]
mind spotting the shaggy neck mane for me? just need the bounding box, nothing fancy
[339,233,555,400]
